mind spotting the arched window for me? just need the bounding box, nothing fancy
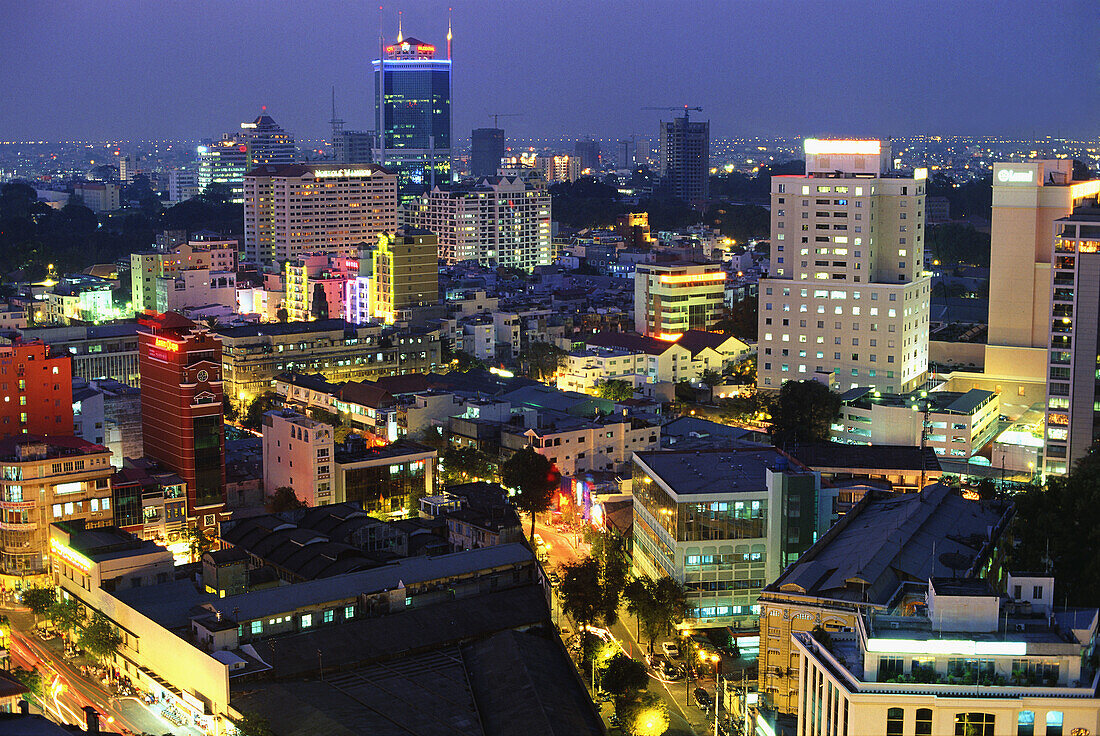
[887,707,904,736]
[956,712,995,736]
[1017,710,1035,736]
[916,708,933,736]
[1046,711,1063,736]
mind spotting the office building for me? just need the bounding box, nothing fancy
[617,212,654,248]
[407,175,552,271]
[332,130,374,164]
[72,181,120,212]
[239,113,297,165]
[1044,207,1100,475]
[470,128,505,179]
[168,168,199,203]
[20,324,141,387]
[573,139,601,171]
[633,262,725,338]
[138,312,226,526]
[0,436,114,575]
[659,113,709,203]
[215,320,442,408]
[757,139,931,394]
[283,253,359,322]
[631,448,829,628]
[132,240,238,314]
[0,341,73,438]
[756,485,1013,715]
[535,154,583,183]
[333,438,436,513]
[243,164,399,270]
[791,575,1100,736]
[197,136,251,203]
[617,138,635,168]
[118,153,135,183]
[986,161,1100,384]
[262,410,335,507]
[373,33,452,195]
[352,227,439,325]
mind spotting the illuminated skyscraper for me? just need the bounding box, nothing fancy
[372,31,452,197]
[196,113,297,203]
[239,113,297,165]
[756,139,930,394]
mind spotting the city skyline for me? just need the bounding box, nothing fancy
[1,1,1097,142]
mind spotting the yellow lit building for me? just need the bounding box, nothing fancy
[283,254,358,322]
[633,262,726,338]
[359,228,439,324]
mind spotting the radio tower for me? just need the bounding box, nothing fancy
[329,86,345,159]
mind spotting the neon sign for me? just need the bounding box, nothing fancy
[804,139,881,156]
[658,272,727,284]
[154,338,179,352]
[997,168,1034,184]
[313,169,375,179]
[50,538,93,574]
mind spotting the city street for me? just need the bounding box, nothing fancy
[532,514,736,736]
[4,603,203,736]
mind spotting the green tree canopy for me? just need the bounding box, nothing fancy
[768,380,842,448]
[189,526,216,562]
[49,597,82,637]
[22,586,55,620]
[270,486,306,512]
[595,379,634,402]
[600,652,649,697]
[623,576,689,652]
[242,391,278,430]
[558,556,604,661]
[78,611,122,662]
[520,342,567,381]
[501,446,559,540]
[11,667,42,698]
[442,446,493,486]
[232,711,274,736]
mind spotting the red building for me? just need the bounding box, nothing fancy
[0,341,73,439]
[138,312,226,526]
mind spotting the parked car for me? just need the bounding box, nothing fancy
[693,687,712,710]
[661,641,680,658]
[645,652,666,669]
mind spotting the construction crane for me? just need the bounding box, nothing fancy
[488,113,522,128]
[642,105,703,122]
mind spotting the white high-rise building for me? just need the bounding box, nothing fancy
[406,175,551,271]
[243,164,399,270]
[756,139,931,394]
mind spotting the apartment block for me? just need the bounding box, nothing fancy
[407,175,552,272]
[349,227,439,325]
[283,253,358,322]
[243,164,399,270]
[131,240,238,314]
[1044,208,1100,475]
[757,140,930,393]
[261,410,335,507]
[633,262,726,338]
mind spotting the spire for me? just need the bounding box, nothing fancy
[397,10,403,43]
[447,8,452,60]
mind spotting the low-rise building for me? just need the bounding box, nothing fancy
[756,485,1014,716]
[581,329,752,384]
[832,387,1000,461]
[19,324,141,387]
[261,410,335,507]
[333,439,436,516]
[791,575,1100,736]
[631,448,830,629]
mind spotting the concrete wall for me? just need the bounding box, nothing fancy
[929,340,985,369]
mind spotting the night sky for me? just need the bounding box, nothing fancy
[1,0,1097,142]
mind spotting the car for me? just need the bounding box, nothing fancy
[533,533,545,548]
[662,662,684,680]
[645,652,665,669]
[693,687,712,710]
[661,641,680,658]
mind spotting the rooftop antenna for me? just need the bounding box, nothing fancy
[329,86,345,157]
[397,10,403,43]
[446,7,452,59]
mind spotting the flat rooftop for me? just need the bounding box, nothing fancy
[634,447,809,496]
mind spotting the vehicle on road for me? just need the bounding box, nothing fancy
[694,687,713,710]
[533,533,545,548]
[661,641,680,658]
[662,661,684,680]
[645,652,665,669]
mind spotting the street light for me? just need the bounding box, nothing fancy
[634,706,669,736]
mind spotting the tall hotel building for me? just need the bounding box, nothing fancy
[373,31,452,196]
[138,312,226,527]
[243,164,399,270]
[406,175,551,272]
[196,113,297,203]
[756,140,930,394]
[1044,204,1100,476]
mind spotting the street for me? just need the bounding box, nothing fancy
[532,514,740,736]
[5,602,204,736]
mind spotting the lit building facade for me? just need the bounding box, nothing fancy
[239,113,297,166]
[138,313,226,526]
[243,164,399,270]
[197,137,251,203]
[633,262,726,338]
[283,254,359,322]
[372,35,452,196]
[352,227,439,324]
[407,175,552,271]
[1045,208,1100,475]
[757,140,931,394]
[132,240,238,314]
[0,341,73,439]
[333,439,436,514]
[262,410,335,507]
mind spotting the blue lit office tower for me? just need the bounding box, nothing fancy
[372,29,452,198]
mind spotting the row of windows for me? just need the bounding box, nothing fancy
[887,708,1065,736]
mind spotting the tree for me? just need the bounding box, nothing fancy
[78,611,122,662]
[441,446,493,486]
[600,652,649,697]
[270,486,306,511]
[700,369,722,387]
[241,391,278,431]
[623,576,689,652]
[223,396,239,422]
[501,446,559,541]
[768,380,841,448]
[310,282,329,320]
[232,711,274,736]
[558,556,604,662]
[11,667,42,699]
[22,586,55,622]
[520,341,566,381]
[188,526,216,562]
[276,306,289,323]
[49,598,83,639]
[595,379,634,402]
[590,530,629,626]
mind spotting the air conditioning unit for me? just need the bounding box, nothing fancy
[889,621,900,629]
[1015,623,1026,632]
